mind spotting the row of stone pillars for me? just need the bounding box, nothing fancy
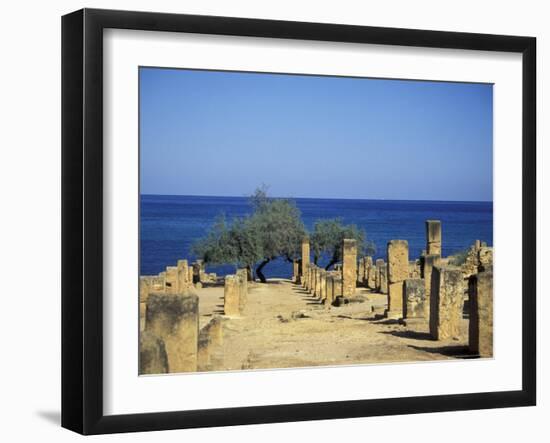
[139,255,232,374]
[385,220,493,357]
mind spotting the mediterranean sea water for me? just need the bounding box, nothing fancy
[140,194,493,278]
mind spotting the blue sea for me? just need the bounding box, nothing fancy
[140,195,493,278]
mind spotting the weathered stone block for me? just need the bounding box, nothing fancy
[426,220,442,255]
[429,266,465,340]
[145,292,199,373]
[387,282,404,318]
[139,276,152,303]
[332,277,343,302]
[177,259,189,290]
[301,238,310,284]
[139,331,168,374]
[403,278,426,319]
[367,264,377,289]
[379,265,388,294]
[293,260,300,283]
[236,268,248,312]
[478,247,493,272]
[342,239,357,297]
[469,270,493,357]
[422,254,441,318]
[224,275,240,316]
[165,266,178,294]
[387,240,409,283]
[326,276,334,308]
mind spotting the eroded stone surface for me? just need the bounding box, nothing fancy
[145,292,199,373]
[429,266,465,340]
[469,270,493,357]
[403,278,426,319]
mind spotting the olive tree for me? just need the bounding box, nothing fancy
[310,218,375,270]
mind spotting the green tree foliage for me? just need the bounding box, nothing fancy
[310,218,375,270]
[192,187,306,282]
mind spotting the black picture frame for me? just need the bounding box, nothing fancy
[62,8,537,435]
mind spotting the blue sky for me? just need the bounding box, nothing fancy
[140,68,493,202]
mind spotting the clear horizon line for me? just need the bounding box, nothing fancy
[140,192,493,204]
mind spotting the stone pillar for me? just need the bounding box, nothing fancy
[320,269,327,301]
[357,258,365,284]
[236,268,248,313]
[387,240,409,318]
[333,277,343,301]
[426,220,442,256]
[469,270,493,357]
[375,259,385,292]
[342,239,357,297]
[293,260,300,283]
[379,265,388,294]
[422,254,441,319]
[367,264,376,289]
[429,266,465,340]
[316,267,322,298]
[403,278,426,319]
[177,259,189,290]
[326,275,334,308]
[165,266,178,294]
[139,330,168,374]
[308,264,314,292]
[145,292,199,373]
[301,237,310,284]
[364,256,373,285]
[187,267,194,285]
[223,275,240,316]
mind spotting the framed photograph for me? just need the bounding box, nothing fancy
[62,8,536,435]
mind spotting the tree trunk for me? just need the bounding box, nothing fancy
[246,265,254,281]
[324,258,337,271]
[255,258,271,283]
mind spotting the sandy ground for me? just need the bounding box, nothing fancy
[196,278,473,372]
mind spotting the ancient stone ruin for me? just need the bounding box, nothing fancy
[139,218,493,374]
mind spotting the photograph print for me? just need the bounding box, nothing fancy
[138,67,494,375]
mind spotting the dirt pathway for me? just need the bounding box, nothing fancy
[196,278,471,372]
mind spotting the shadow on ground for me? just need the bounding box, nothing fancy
[380,330,433,340]
[408,344,478,359]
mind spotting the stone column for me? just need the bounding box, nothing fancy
[223,275,240,316]
[422,254,441,318]
[236,268,248,313]
[387,240,409,318]
[293,260,300,283]
[177,259,189,291]
[342,239,357,297]
[426,220,442,256]
[469,270,493,357]
[316,267,322,298]
[139,330,169,374]
[326,275,334,308]
[403,278,426,319]
[429,266,465,340]
[187,267,194,285]
[357,258,365,284]
[367,264,377,289]
[379,265,388,294]
[145,292,199,373]
[165,266,178,294]
[364,256,373,285]
[301,237,310,284]
[375,259,385,292]
[320,269,327,301]
[308,264,314,292]
[333,277,343,302]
